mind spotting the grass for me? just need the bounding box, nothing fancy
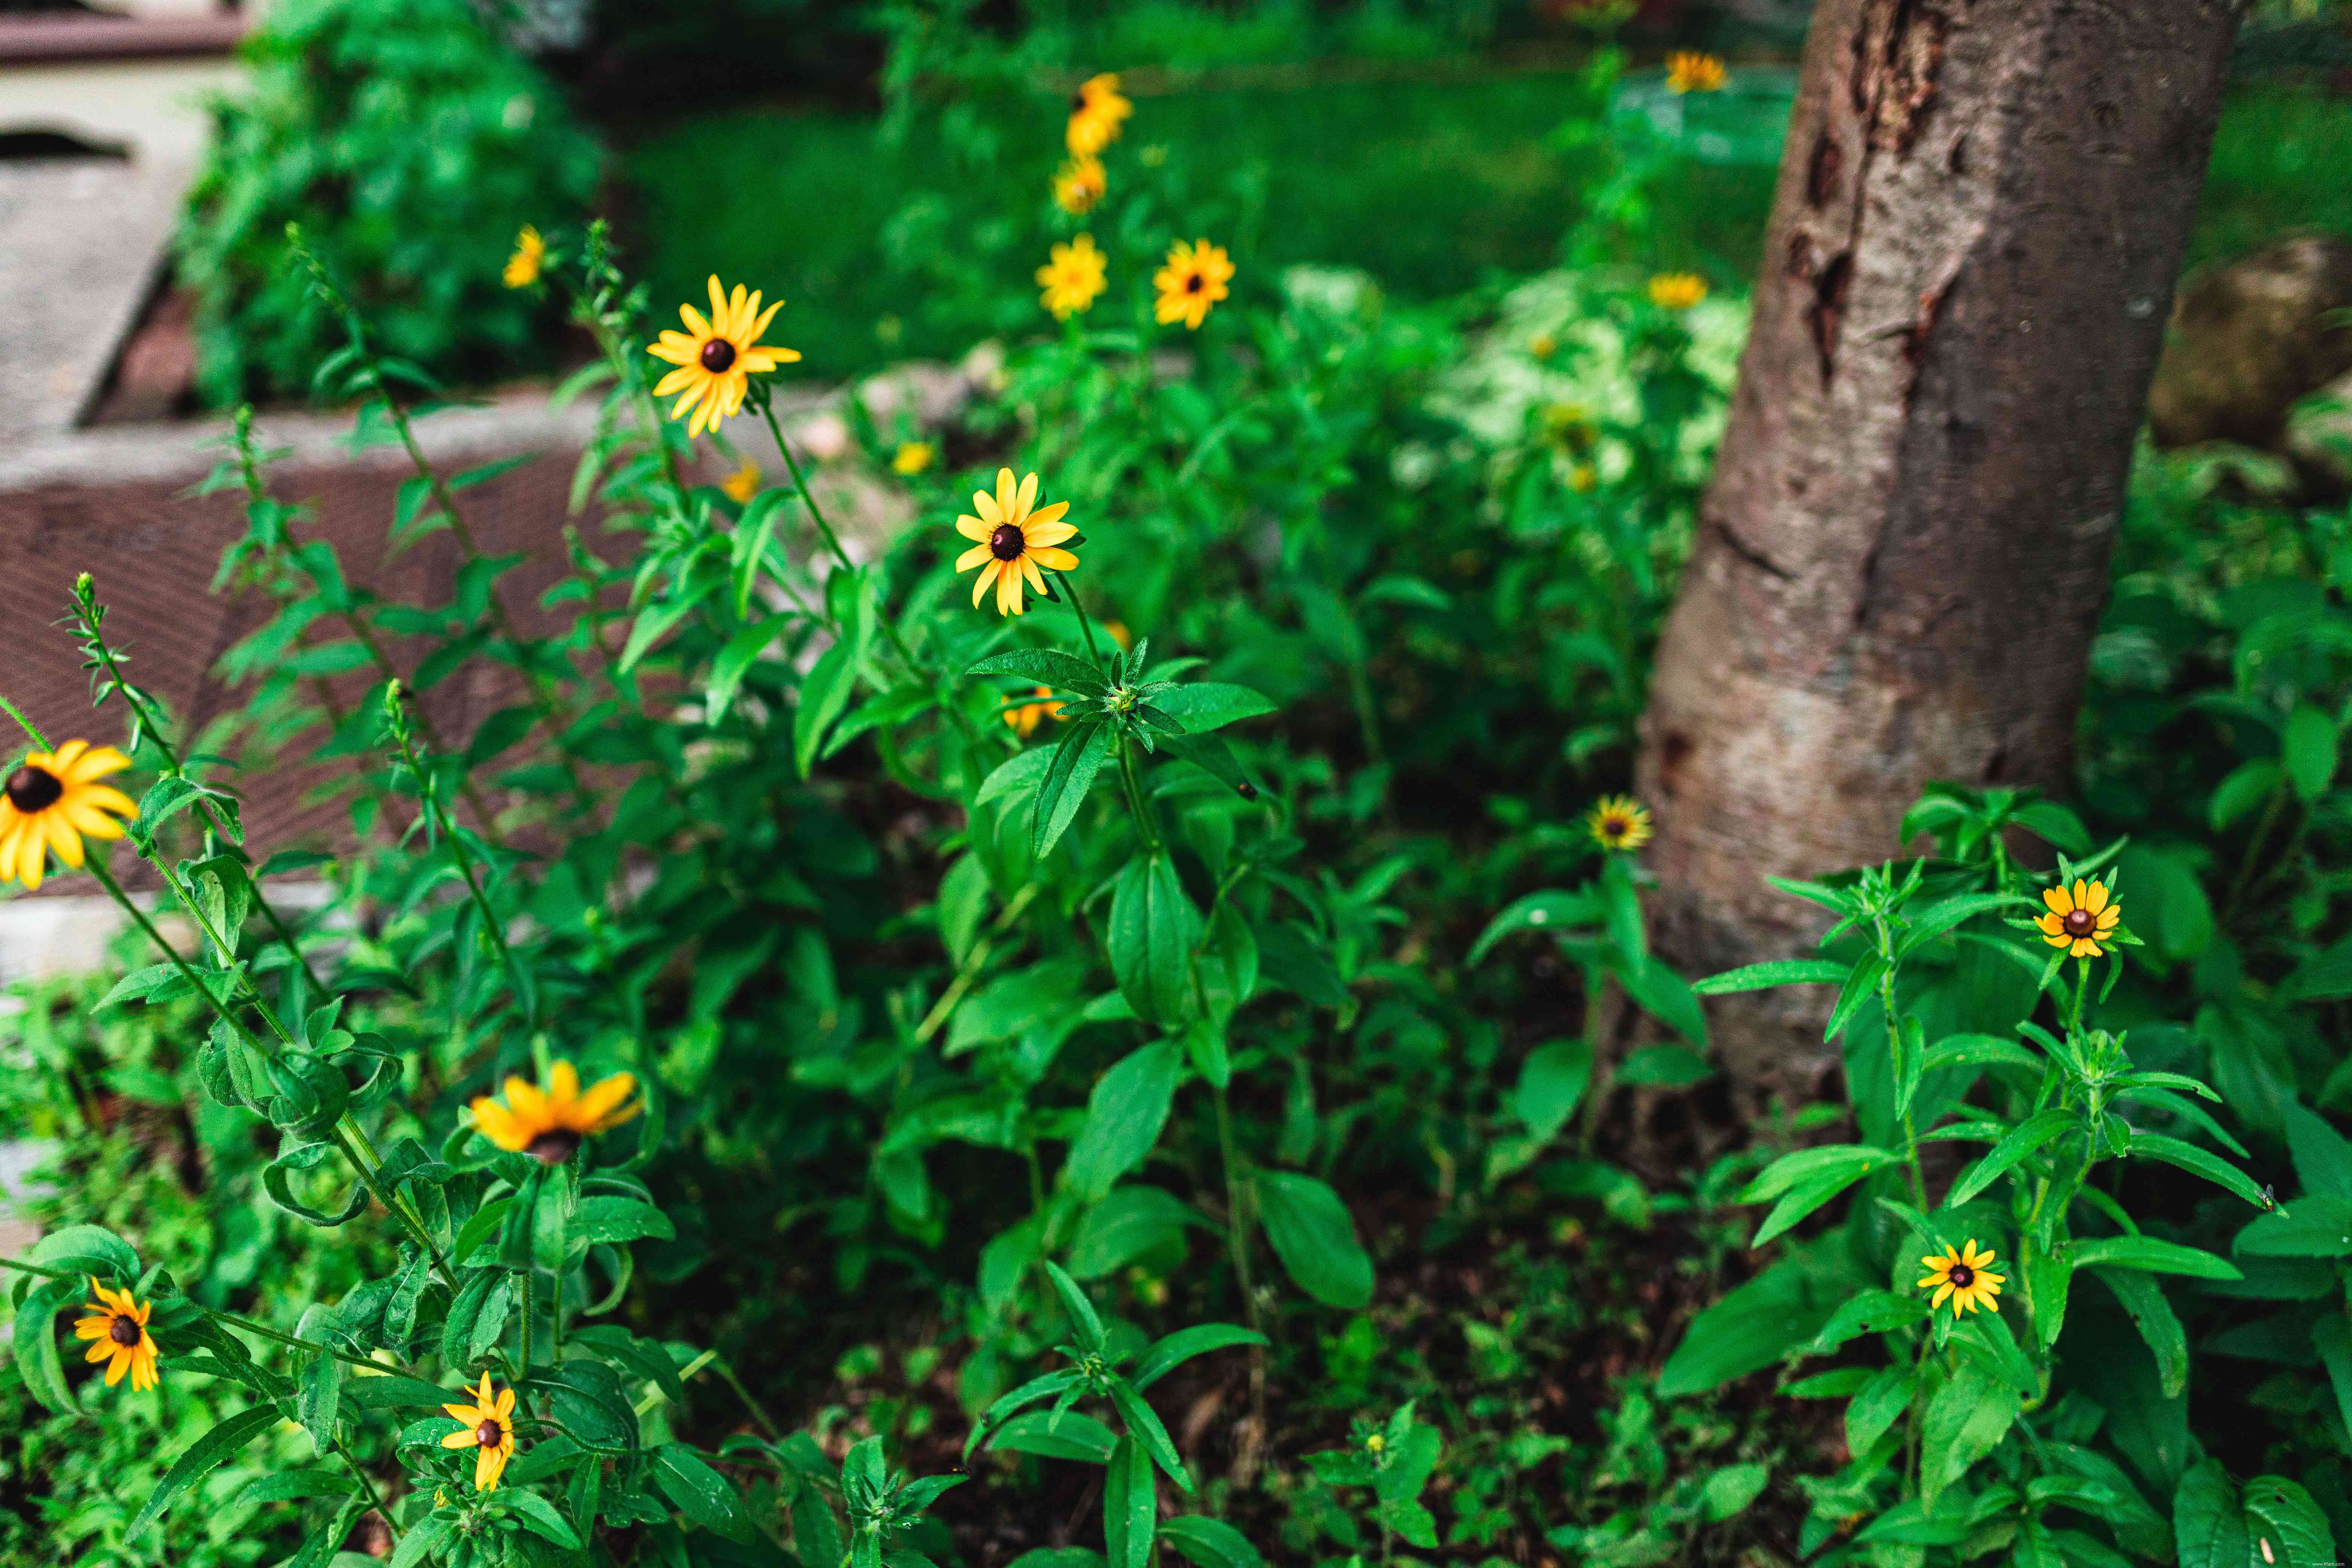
[625,74,2352,380]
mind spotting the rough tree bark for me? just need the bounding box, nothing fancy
[1634,0,2244,1107]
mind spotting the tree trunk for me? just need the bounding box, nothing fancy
[1635,0,2243,1107]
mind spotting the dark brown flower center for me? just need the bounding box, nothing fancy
[1947,1264,1974,1288]
[2063,909,2095,936]
[525,1129,582,1164]
[990,524,1026,562]
[5,764,62,813]
[699,338,738,373]
[109,1315,141,1346]
[1071,93,1089,112]
[1185,273,1204,293]
[476,1418,504,1447]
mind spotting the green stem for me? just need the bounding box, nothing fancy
[758,398,856,576]
[519,1267,534,1374]
[332,1435,401,1545]
[1876,916,1929,1210]
[1116,737,1163,857]
[0,692,54,748]
[1050,568,1106,672]
[387,704,534,1029]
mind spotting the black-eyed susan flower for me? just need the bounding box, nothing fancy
[503,226,545,289]
[440,1373,518,1491]
[2,741,135,891]
[1666,51,1726,93]
[2037,879,2121,959]
[721,461,762,504]
[1038,235,1108,321]
[1918,1239,2004,1318]
[892,441,935,476]
[1005,686,1065,738]
[73,1278,159,1390]
[1648,273,1708,310]
[469,1061,640,1164]
[1054,154,1107,216]
[1066,73,1132,156]
[1154,238,1233,331]
[1587,795,1652,852]
[647,276,801,439]
[955,468,1077,617]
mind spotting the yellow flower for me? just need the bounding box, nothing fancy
[1528,331,1558,361]
[1037,234,1109,321]
[893,441,935,476]
[1066,73,1133,156]
[439,1373,519,1491]
[954,467,1078,617]
[503,225,544,289]
[469,1061,640,1163]
[1153,238,1233,331]
[647,276,802,439]
[72,1278,159,1391]
[1665,51,1726,93]
[1917,1239,2005,1318]
[721,461,761,504]
[1054,154,1107,216]
[1005,686,1066,738]
[1648,273,1708,310]
[1586,795,1652,851]
[2036,879,2121,959]
[1,741,135,891]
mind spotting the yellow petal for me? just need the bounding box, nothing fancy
[1930,1282,1953,1309]
[653,365,699,397]
[86,1338,117,1365]
[1029,547,1079,572]
[496,1385,516,1418]
[956,544,994,570]
[995,469,1017,519]
[46,811,85,869]
[73,1316,112,1340]
[443,1429,480,1449]
[2035,913,2064,936]
[2085,881,2108,914]
[973,489,1001,524]
[2042,886,2070,915]
[104,1348,130,1385]
[2096,907,2121,929]
[571,1072,639,1130]
[2043,931,2070,949]
[64,745,130,783]
[971,560,1000,608]
[1014,471,1039,521]
[49,740,87,774]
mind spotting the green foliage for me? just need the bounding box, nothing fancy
[177,0,602,406]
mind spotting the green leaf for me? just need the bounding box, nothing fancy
[295,1304,343,1451]
[2125,1132,2271,1210]
[2070,1234,2242,1280]
[128,1406,283,1539]
[1108,1377,1193,1490]
[2092,1268,2187,1399]
[2174,1461,2338,1568]
[1805,1290,1929,1354]
[1158,1517,1264,1568]
[1945,1107,2079,1207]
[389,1511,456,1568]
[1612,1043,1713,1087]
[1739,1144,1901,1205]
[1043,1260,1107,1351]
[992,1408,1119,1463]
[262,1142,369,1227]
[967,649,1112,695]
[975,744,1057,807]
[1617,957,1707,1049]
[706,614,784,722]
[1153,730,1259,799]
[1701,1463,1770,1521]
[1657,1257,1831,1396]
[11,1277,79,1413]
[1845,1364,1916,1456]
[1690,959,1852,995]
[1131,1324,1267,1392]
[29,1223,140,1282]
[1919,1359,2020,1508]
[1103,1435,1156,1568]
[2285,1102,2352,1200]
[1255,1171,1373,1309]
[619,577,718,673]
[795,639,860,780]
[573,1197,676,1246]
[1067,1186,1208,1279]
[1466,889,1600,966]
[1151,682,1276,732]
[500,1487,583,1548]
[1108,854,1199,1025]
[1031,721,1116,859]
[1512,1039,1592,1141]
[1896,894,2027,957]
[2283,705,2339,801]
[2315,1311,2352,1451]
[652,1444,753,1543]
[2236,1195,2352,1258]
[1063,1041,1183,1201]
[2210,759,2283,831]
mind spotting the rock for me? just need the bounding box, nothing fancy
[2285,366,2352,496]
[2148,233,2352,450]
